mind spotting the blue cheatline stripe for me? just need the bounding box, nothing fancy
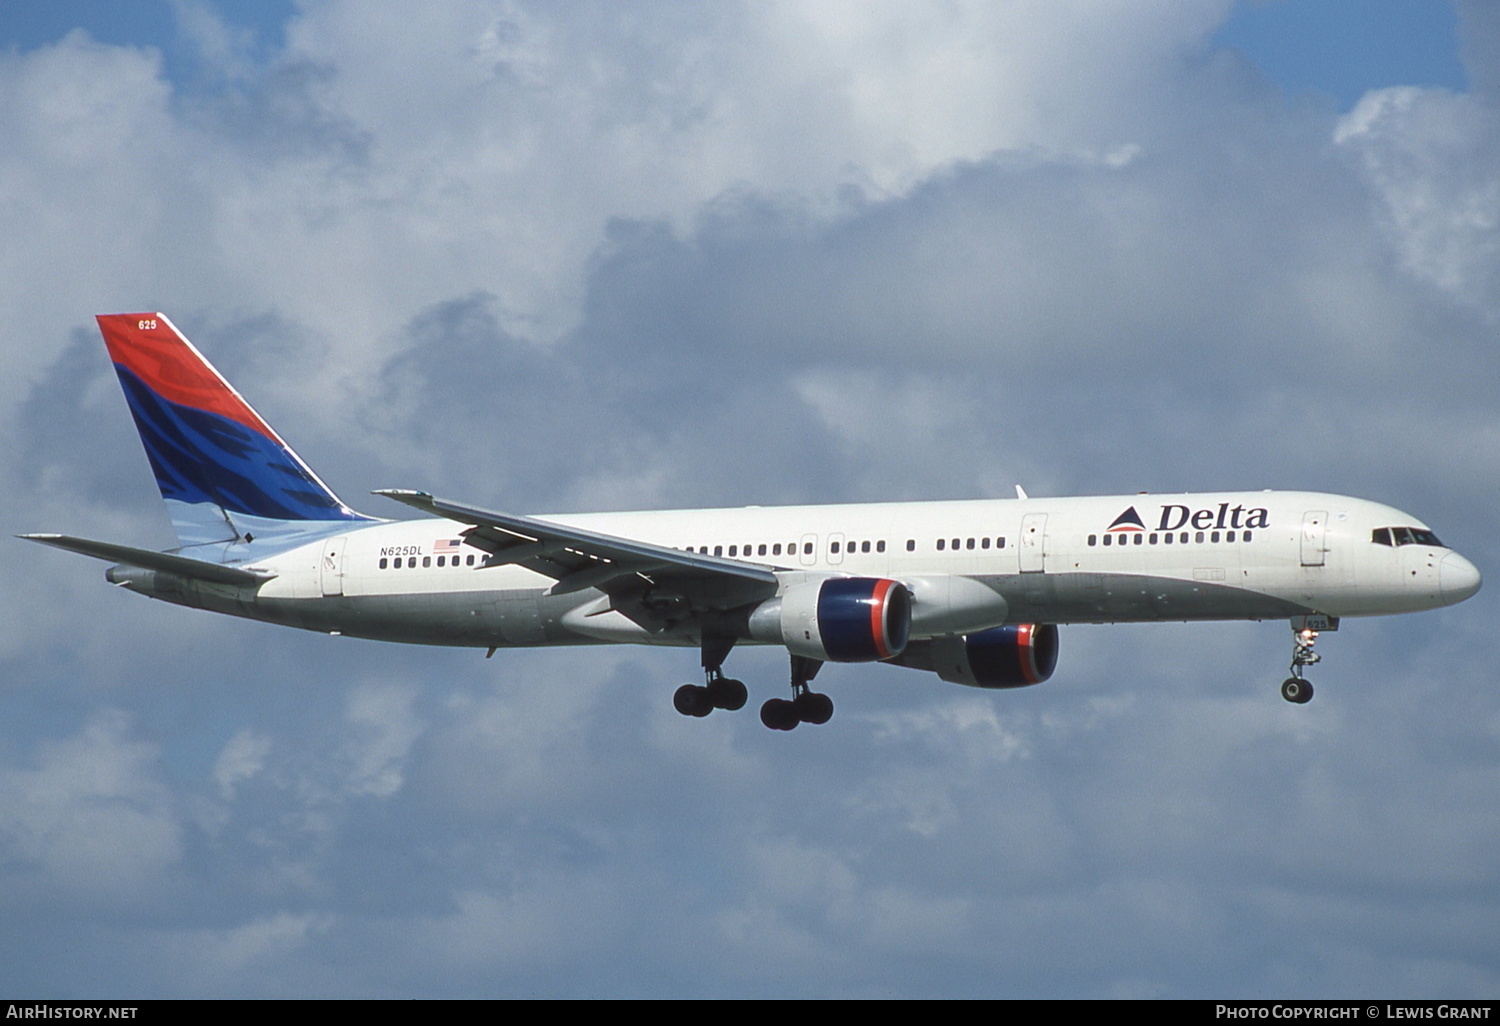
[115,365,366,522]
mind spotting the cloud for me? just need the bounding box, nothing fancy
[1335,85,1500,309]
[0,711,182,903]
[213,728,272,800]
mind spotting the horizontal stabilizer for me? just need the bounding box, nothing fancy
[19,534,276,586]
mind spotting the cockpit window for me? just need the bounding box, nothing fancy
[1374,526,1443,548]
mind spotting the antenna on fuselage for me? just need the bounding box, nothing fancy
[1015,485,1028,500]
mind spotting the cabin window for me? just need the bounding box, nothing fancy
[937,538,946,551]
[772,543,782,556]
[1180,533,1189,544]
[877,540,886,552]
[803,542,813,555]
[714,545,723,556]
[729,545,738,557]
[1210,531,1220,543]
[1163,532,1173,545]
[1195,532,1205,543]
[997,537,1006,549]
[1243,531,1252,542]
[759,544,767,556]
[906,539,915,552]
[1103,535,1112,546]
[1134,534,1143,545]
[379,557,388,569]
[1088,535,1097,547]
[1149,533,1158,545]
[423,556,431,567]
[1226,531,1236,542]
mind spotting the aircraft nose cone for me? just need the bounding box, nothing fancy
[1440,553,1482,604]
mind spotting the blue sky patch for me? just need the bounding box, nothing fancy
[1214,0,1467,108]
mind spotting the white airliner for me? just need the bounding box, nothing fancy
[23,314,1482,729]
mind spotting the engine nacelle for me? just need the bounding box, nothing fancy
[899,624,1059,688]
[750,577,912,662]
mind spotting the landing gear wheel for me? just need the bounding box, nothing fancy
[706,677,748,711]
[674,683,713,717]
[760,698,799,731]
[1280,677,1313,704]
[795,691,834,725]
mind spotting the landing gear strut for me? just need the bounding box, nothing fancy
[673,634,747,718]
[1281,625,1320,704]
[760,655,833,731]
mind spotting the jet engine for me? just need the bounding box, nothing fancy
[749,576,912,662]
[896,623,1059,688]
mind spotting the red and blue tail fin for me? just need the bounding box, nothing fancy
[97,313,372,549]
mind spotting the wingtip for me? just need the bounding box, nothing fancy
[372,488,430,499]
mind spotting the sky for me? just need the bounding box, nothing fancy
[1,0,1497,999]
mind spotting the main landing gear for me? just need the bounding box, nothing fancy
[759,655,833,732]
[673,635,747,717]
[673,673,748,717]
[671,641,834,730]
[1280,621,1325,704]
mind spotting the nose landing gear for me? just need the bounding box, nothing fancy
[1280,674,1313,704]
[1280,618,1334,704]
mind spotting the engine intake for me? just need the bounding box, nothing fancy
[960,623,1059,687]
[751,576,913,662]
[895,623,1059,688]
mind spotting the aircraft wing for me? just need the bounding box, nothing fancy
[372,490,781,601]
[19,534,276,586]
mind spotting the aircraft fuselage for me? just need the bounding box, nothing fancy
[108,489,1480,651]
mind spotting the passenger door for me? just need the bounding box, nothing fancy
[320,536,347,596]
[1300,511,1328,567]
[1019,514,1047,573]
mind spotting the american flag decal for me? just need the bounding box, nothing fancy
[434,538,463,552]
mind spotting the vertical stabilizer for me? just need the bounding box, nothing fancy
[96,313,372,550]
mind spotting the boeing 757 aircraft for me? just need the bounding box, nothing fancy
[23,314,1482,729]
